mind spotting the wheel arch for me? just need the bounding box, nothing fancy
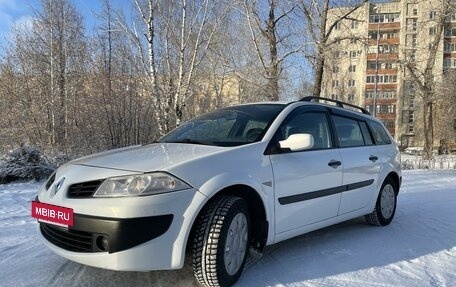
[386,171,401,195]
[186,184,269,256]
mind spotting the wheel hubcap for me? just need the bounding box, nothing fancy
[380,184,395,219]
[224,213,248,276]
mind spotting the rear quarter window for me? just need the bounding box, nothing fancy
[369,121,392,145]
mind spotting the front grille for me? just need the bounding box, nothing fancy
[40,223,97,252]
[67,180,104,198]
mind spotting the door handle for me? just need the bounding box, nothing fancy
[369,155,379,162]
[328,160,342,168]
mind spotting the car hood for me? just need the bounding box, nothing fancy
[69,143,225,173]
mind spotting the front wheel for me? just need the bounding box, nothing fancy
[365,178,397,226]
[192,196,250,287]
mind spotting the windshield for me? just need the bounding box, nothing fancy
[159,104,285,147]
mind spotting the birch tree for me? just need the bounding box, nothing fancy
[122,0,229,134]
[0,0,87,153]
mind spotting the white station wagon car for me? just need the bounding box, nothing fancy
[33,97,401,287]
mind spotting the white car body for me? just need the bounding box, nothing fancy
[35,99,401,278]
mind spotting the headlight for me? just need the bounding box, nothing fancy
[93,172,191,197]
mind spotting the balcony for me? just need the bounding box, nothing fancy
[366,69,398,74]
[376,114,396,121]
[365,83,397,90]
[365,98,397,105]
[367,53,399,60]
[368,38,400,45]
[369,22,401,31]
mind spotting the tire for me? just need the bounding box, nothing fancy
[365,177,397,226]
[192,196,250,287]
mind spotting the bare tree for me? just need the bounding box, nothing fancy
[298,0,367,97]
[0,0,87,154]
[402,0,450,158]
[242,0,303,101]
[435,70,456,154]
[118,0,229,134]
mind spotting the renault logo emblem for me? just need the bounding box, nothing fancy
[49,177,65,198]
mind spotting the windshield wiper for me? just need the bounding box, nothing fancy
[168,138,213,146]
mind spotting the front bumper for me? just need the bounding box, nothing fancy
[37,187,208,271]
[39,213,173,253]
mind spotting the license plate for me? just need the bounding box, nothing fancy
[32,201,74,227]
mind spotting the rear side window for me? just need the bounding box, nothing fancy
[359,121,374,145]
[332,116,364,147]
[369,121,392,145]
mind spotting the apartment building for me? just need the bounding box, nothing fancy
[323,0,455,148]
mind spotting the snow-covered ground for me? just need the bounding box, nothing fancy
[0,170,455,287]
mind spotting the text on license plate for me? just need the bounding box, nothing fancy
[31,201,74,227]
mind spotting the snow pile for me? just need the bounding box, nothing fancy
[0,170,455,287]
[0,145,55,183]
[401,154,456,170]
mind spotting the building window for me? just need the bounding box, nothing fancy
[449,13,456,22]
[408,111,414,123]
[369,45,397,54]
[332,80,339,87]
[367,61,377,70]
[348,80,356,87]
[333,51,341,59]
[349,65,356,72]
[365,91,397,99]
[331,94,338,100]
[366,75,397,83]
[386,32,397,39]
[407,4,418,16]
[350,51,358,58]
[408,124,414,133]
[406,18,417,31]
[369,13,400,23]
[379,105,395,114]
[444,42,456,52]
[350,38,357,44]
[409,96,415,109]
[444,58,456,68]
[351,20,359,29]
[335,22,341,30]
[429,27,436,35]
[444,28,456,37]
[429,11,438,20]
[383,121,395,128]
[333,66,340,73]
[348,94,355,102]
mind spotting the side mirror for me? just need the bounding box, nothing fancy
[279,133,314,152]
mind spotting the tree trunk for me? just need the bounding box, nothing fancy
[312,0,328,98]
[266,0,279,101]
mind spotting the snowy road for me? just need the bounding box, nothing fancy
[1,170,455,287]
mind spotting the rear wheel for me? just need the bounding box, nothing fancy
[365,178,397,226]
[192,196,250,287]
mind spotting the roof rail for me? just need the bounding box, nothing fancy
[299,96,371,115]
